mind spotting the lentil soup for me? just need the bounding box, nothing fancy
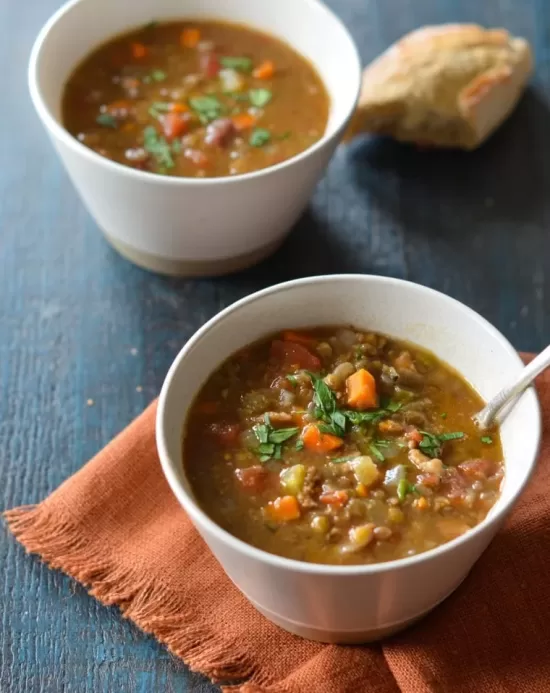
[183,327,504,566]
[62,20,330,178]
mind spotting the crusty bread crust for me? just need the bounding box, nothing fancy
[346,24,533,149]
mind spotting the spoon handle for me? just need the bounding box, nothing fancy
[474,344,550,430]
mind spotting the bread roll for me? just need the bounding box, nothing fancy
[346,24,533,149]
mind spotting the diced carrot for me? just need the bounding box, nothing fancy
[282,331,317,348]
[355,483,368,497]
[131,42,147,59]
[209,422,240,446]
[301,424,343,453]
[319,490,349,507]
[346,368,378,410]
[180,28,201,48]
[196,401,219,415]
[231,113,256,131]
[253,60,275,80]
[169,102,189,113]
[162,112,189,140]
[268,495,300,522]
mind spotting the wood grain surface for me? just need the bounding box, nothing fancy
[1,0,549,690]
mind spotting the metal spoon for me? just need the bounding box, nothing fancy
[474,344,550,430]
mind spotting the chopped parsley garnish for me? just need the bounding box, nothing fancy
[249,88,272,107]
[295,439,304,451]
[151,69,167,82]
[171,138,182,154]
[331,455,357,464]
[441,412,448,419]
[143,126,174,169]
[481,435,493,445]
[397,479,417,503]
[419,431,464,458]
[249,128,271,147]
[96,113,117,128]
[286,374,298,387]
[220,56,253,73]
[252,414,299,462]
[189,95,224,124]
[369,443,385,463]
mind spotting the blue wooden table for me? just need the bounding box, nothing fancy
[2,0,549,690]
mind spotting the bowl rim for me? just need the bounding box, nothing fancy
[28,0,362,186]
[156,274,542,576]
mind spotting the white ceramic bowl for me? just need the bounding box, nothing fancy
[28,0,361,276]
[157,275,541,643]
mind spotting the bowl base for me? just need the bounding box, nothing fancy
[103,232,284,277]
[249,599,428,644]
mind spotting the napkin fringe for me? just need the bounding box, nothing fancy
[4,504,292,693]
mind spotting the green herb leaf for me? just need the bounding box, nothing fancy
[171,138,182,154]
[369,443,385,463]
[259,454,272,463]
[330,410,347,437]
[437,432,464,442]
[220,56,253,72]
[273,444,282,460]
[440,412,448,419]
[286,374,298,387]
[318,423,343,437]
[151,69,167,82]
[258,443,275,456]
[142,126,174,169]
[96,113,117,128]
[249,128,271,147]
[386,401,403,413]
[249,88,272,107]
[306,372,337,418]
[331,454,357,464]
[295,439,304,451]
[278,130,292,140]
[144,19,158,30]
[397,479,416,503]
[481,435,493,445]
[189,95,224,124]
[343,409,385,426]
[253,423,269,445]
[269,427,299,444]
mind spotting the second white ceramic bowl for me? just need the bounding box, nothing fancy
[28,0,361,276]
[156,275,541,643]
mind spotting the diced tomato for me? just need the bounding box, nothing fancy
[319,490,349,507]
[209,422,240,446]
[270,340,321,371]
[406,428,423,446]
[458,459,495,480]
[162,112,189,140]
[200,53,220,77]
[235,466,268,492]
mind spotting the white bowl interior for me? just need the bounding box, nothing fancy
[161,276,540,520]
[32,0,360,135]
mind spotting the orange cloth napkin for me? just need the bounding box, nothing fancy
[5,355,550,693]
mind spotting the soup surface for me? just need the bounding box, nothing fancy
[62,20,330,178]
[183,327,503,565]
